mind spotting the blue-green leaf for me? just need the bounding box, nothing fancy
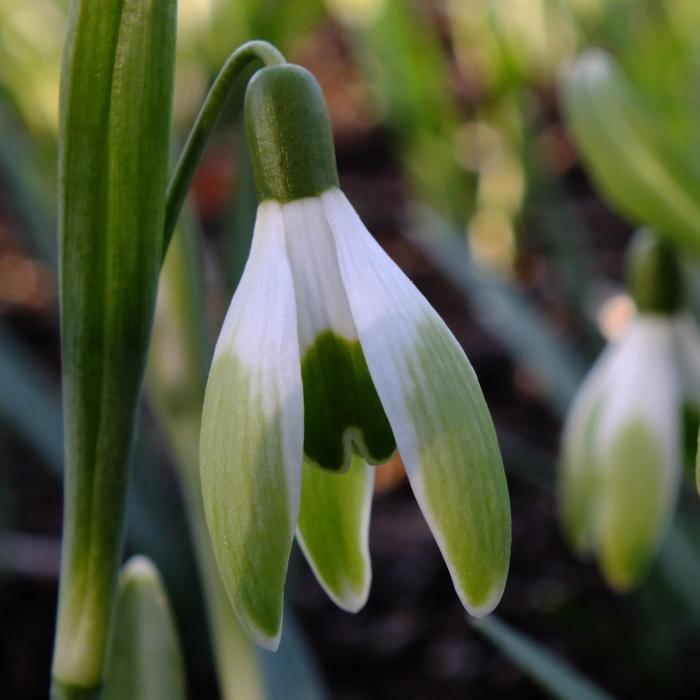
[474,615,616,700]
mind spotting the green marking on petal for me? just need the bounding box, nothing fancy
[201,351,293,645]
[297,456,372,611]
[599,421,667,591]
[407,318,511,612]
[301,331,395,471]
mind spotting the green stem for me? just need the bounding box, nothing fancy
[162,40,285,257]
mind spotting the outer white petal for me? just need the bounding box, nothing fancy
[672,313,700,407]
[595,316,681,589]
[200,201,303,650]
[296,456,373,612]
[323,188,510,616]
[559,340,618,553]
[597,318,680,486]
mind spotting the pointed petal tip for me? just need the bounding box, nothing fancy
[296,530,371,614]
[457,578,507,619]
[242,615,282,652]
[296,456,373,615]
[329,581,370,614]
[324,586,369,614]
[599,562,641,594]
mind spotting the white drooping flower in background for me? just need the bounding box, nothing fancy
[199,62,511,649]
[560,229,700,590]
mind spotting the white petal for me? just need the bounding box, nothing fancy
[323,189,510,615]
[200,201,303,650]
[595,316,682,588]
[597,317,680,485]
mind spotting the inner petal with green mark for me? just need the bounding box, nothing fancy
[301,331,395,470]
[282,195,396,471]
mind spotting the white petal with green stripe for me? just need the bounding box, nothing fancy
[595,318,681,590]
[200,201,303,650]
[323,188,511,615]
[297,456,373,611]
[281,196,396,473]
[559,344,616,553]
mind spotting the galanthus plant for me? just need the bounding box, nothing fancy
[52,0,510,694]
[200,63,511,648]
[559,230,700,590]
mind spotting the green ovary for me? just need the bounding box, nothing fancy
[301,331,395,471]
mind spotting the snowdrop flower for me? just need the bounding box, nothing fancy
[560,230,699,590]
[200,63,511,649]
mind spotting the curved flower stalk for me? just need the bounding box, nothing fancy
[559,230,699,590]
[200,63,511,649]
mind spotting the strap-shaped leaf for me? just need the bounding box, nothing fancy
[474,616,615,700]
[52,1,176,694]
[103,557,186,700]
